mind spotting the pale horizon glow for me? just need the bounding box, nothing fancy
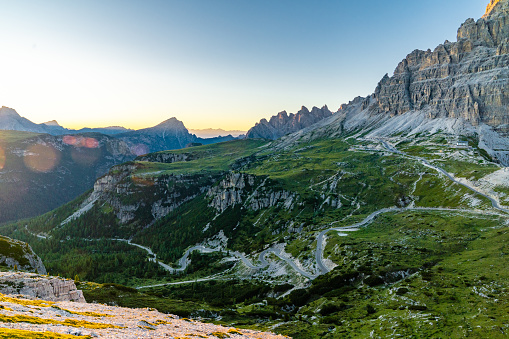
[0,0,487,131]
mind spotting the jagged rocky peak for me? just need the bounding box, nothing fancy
[369,0,508,129]
[0,106,21,118]
[458,0,508,47]
[246,105,333,140]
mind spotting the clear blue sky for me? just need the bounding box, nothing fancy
[0,0,488,130]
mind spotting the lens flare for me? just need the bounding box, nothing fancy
[0,147,5,170]
[24,144,60,173]
[85,138,99,148]
[63,135,77,146]
[71,147,101,166]
[62,135,99,148]
[132,144,149,156]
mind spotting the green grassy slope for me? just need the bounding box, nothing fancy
[0,135,507,338]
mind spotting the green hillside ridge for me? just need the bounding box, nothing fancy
[0,235,45,274]
[0,131,134,224]
[0,129,508,337]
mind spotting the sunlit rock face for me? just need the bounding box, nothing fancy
[371,0,508,133]
[485,0,504,17]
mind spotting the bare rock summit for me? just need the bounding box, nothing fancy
[247,105,333,140]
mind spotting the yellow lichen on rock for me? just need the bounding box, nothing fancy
[0,328,91,338]
[228,328,243,335]
[0,290,287,338]
[0,293,54,308]
[211,332,230,339]
[0,314,122,329]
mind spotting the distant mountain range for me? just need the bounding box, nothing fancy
[189,128,246,138]
[0,106,237,154]
[0,107,237,223]
[0,107,133,136]
[117,118,236,154]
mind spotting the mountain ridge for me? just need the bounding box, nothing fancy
[270,0,509,165]
[246,105,333,140]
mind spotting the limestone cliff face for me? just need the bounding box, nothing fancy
[207,172,297,212]
[371,0,508,133]
[73,162,221,228]
[0,272,85,302]
[246,106,333,140]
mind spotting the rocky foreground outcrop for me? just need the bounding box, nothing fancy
[0,272,85,302]
[246,105,333,140]
[0,291,287,338]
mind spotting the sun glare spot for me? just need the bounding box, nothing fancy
[85,138,99,148]
[62,135,99,148]
[62,135,77,146]
[71,147,101,167]
[132,144,149,156]
[24,144,60,173]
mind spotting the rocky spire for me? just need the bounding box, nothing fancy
[246,105,333,140]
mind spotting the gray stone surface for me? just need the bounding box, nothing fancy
[0,271,85,302]
[371,0,508,133]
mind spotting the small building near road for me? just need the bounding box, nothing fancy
[456,141,469,148]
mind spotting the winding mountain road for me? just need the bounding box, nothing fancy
[315,208,398,275]
[124,138,509,285]
[380,140,509,213]
[112,238,317,280]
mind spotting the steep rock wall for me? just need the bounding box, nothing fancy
[207,173,297,212]
[371,0,508,133]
